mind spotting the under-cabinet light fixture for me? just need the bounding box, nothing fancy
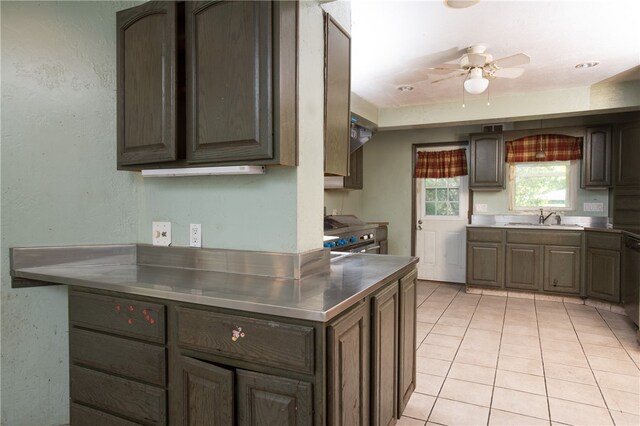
[141,166,266,177]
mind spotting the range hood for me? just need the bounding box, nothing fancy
[350,113,377,153]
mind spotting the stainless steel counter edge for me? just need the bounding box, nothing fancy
[10,244,329,285]
[11,255,419,322]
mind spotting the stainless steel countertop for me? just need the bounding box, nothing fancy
[12,253,418,323]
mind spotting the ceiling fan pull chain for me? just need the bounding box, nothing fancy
[462,83,466,108]
[487,84,491,106]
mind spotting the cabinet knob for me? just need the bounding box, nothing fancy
[553,278,558,287]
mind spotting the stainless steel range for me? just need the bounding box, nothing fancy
[324,215,382,254]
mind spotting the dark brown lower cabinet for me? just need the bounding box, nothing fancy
[237,370,313,426]
[372,283,399,426]
[328,302,370,426]
[543,246,581,294]
[587,248,620,302]
[505,244,541,291]
[174,356,234,425]
[398,270,417,415]
[467,242,503,287]
[68,265,418,425]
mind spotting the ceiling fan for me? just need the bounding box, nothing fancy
[429,45,530,94]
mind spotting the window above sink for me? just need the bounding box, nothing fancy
[508,160,578,211]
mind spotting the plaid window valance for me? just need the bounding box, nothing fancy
[506,134,582,163]
[414,149,468,178]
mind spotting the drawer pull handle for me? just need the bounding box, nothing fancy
[231,326,246,342]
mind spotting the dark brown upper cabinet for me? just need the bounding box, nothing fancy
[614,121,640,187]
[324,13,351,177]
[581,126,612,188]
[469,133,505,190]
[117,2,182,166]
[116,1,297,171]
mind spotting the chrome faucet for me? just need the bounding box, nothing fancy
[539,209,556,224]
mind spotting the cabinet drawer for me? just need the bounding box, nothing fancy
[70,290,165,344]
[586,232,621,251]
[70,403,141,426]
[467,228,503,243]
[176,306,314,374]
[70,329,166,386]
[71,366,166,425]
[507,230,582,246]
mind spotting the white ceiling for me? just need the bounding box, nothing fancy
[350,0,640,109]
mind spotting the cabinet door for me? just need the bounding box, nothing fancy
[186,1,274,163]
[372,283,399,426]
[586,248,620,303]
[327,302,369,426]
[236,370,312,426]
[582,127,612,188]
[469,133,504,189]
[505,244,542,291]
[543,246,580,294]
[614,122,640,187]
[174,356,234,426]
[398,270,417,416]
[324,13,351,176]
[467,242,503,287]
[117,1,179,167]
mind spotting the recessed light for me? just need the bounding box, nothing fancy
[575,61,599,69]
[397,85,414,92]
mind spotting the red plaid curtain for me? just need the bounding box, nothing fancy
[414,149,468,178]
[506,134,582,163]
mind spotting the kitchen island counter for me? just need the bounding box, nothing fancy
[10,244,418,322]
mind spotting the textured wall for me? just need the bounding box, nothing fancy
[0,2,140,424]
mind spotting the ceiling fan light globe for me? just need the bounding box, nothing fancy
[463,76,489,94]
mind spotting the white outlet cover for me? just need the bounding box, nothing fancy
[152,222,171,246]
[475,203,488,213]
[190,224,202,248]
[583,202,604,212]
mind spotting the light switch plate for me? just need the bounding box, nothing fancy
[475,203,488,213]
[152,222,171,246]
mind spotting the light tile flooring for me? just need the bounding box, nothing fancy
[400,281,640,426]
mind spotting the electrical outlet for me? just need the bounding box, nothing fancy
[152,222,171,246]
[475,203,488,213]
[190,224,202,248]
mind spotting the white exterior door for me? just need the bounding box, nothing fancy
[415,147,469,283]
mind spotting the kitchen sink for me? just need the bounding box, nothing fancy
[502,222,583,229]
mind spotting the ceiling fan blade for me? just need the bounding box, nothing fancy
[427,64,464,75]
[492,67,525,78]
[491,53,530,68]
[431,72,467,84]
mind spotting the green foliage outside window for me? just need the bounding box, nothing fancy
[513,162,571,208]
[424,177,460,216]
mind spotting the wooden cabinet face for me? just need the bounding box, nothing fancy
[470,134,505,189]
[324,14,351,177]
[543,246,581,294]
[371,283,399,426]
[117,1,179,166]
[505,244,541,291]
[582,127,612,188]
[467,242,503,287]
[615,122,640,187]
[175,356,234,426]
[398,271,417,415]
[186,1,273,163]
[327,302,370,426]
[236,370,313,426]
[586,248,620,303]
[344,146,364,189]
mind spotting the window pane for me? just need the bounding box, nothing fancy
[425,202,435,215]
[513,161,571,209]
[448,188,459,201]
[450,202,459,216]
[425,189,436,202]
[436,188,447,201]
[435,202,449,215]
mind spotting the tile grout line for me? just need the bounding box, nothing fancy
[533,297,553,424]
[594,307,640,369]
[563,303,617,425]
[423,284,482,423]
[485,293,509,426]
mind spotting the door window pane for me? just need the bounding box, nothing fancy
[424,177,461,217]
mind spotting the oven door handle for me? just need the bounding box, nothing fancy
[361,245,381,253]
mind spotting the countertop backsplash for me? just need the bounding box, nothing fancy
[470,214,610,228]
